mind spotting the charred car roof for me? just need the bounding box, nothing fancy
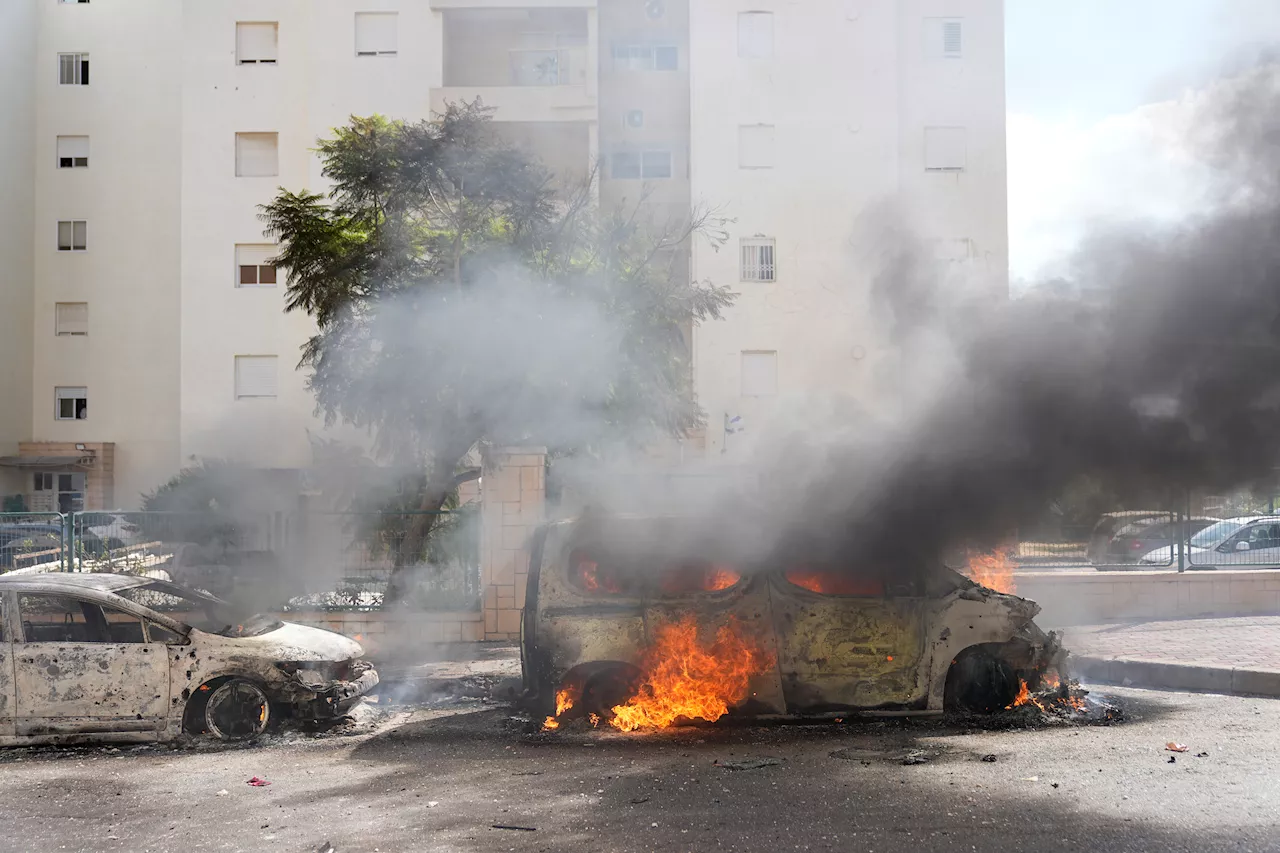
[0,573,157,593]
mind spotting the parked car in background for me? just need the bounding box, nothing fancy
[1086,511,1168,565]
[1139,516,1280,569]
[0,573,377,744]
[79,512,143,548]
[1092,515,1220,568]
[0,526,109,569]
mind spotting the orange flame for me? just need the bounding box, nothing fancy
[784,566,885,596]
[1008,676,1088,713]
[964,547,1016,594]
[608,615,773,732]
[542,687,575,730]
[659,561,742,595]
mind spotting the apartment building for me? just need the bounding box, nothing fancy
[0,0,1005,511]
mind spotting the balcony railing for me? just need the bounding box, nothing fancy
[508,47,588,87]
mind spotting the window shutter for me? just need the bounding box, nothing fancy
[235,133,278,177]
[55,302,88,336]
[235,244,277,286]
[924,127,966,171]
[738,125,775,169]
[235,356,279,398]
[741,352,778,397]
[737,12,773,59]
[237,22,278,64]
[355,13,398,56]
[942,21,963,57]
[56,136,89,167]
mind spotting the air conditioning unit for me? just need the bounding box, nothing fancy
[625,110,645,128]
[645,0,665,20]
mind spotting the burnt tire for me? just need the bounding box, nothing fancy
[944,649,1020,714]
[204,678,271,741]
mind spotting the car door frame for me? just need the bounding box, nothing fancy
[7,588,174,738]
[0,593,16,740]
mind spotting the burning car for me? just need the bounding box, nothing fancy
[0,574,377,745]
[523,517,1067,730]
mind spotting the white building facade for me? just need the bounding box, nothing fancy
[0,0,1005,510]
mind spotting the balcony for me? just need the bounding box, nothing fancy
[434,9,597,123]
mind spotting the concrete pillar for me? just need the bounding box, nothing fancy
[480,446,546,641]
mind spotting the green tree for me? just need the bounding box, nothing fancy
[260,103,733,598]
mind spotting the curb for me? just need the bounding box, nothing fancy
[1073,655,1280,698]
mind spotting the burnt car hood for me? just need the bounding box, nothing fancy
[191,622,365,662]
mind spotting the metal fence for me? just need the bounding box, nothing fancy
[0,509,480,611]
[1016,509,1280,572]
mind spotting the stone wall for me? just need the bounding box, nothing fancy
[1018,570,1280,628]
[479,447,545,641]
[279,609,484,659]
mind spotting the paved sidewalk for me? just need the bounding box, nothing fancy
[1065,616,1280,697]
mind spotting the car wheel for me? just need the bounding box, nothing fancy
[204,678,271,741]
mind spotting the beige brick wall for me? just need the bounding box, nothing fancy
[479,446,545,641]
[18,441,115,510]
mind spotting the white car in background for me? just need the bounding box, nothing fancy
[80,512,143,548]
[1139,516,1280,569]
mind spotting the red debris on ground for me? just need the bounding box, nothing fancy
[247,776,272,787]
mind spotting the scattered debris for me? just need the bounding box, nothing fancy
[317,843,335,853]
[981,754,998,763]
[427,801,439,808]
[714,757,781,770]
[1051,782,1060,789]
[215,789,229,797]
[1021,776,1039,782]
[492,825,537,832]
[1167,756,1177,764]
[901,751,931,766]
[630,796,651,805]
[1166,743,1189,753]
[247,776,271,787]
[1195,752,1209,758]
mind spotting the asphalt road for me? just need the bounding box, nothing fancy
[0,688,1276,853]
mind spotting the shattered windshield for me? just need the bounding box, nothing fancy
[1190,521,1245,548]
[117,581,283,637]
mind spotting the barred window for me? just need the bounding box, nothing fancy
[740,238,776,282]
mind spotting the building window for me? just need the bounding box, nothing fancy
[741,351,778,397]
[57,220,87,251]
[236,244,278,287]
[610,149,673,180]
[611,44,678,71]
[55,387,88,420]
[59,0,91,4]
[737,12,773,59]
[235,132,278,177]
[355,12,398,57]
[55,303,88,336]
[236,22,279,65]
[925,18,963,58]
[56,136,89,169]
[58,53,89,85]
[740,238,776,282]
[235,356,278,399]
[924,127,966,171]
[738,125,775,169]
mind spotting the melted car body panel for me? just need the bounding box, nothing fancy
[0,575,377,745]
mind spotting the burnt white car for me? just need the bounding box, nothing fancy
[0,574,377,745]
[522,516,1066,723]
